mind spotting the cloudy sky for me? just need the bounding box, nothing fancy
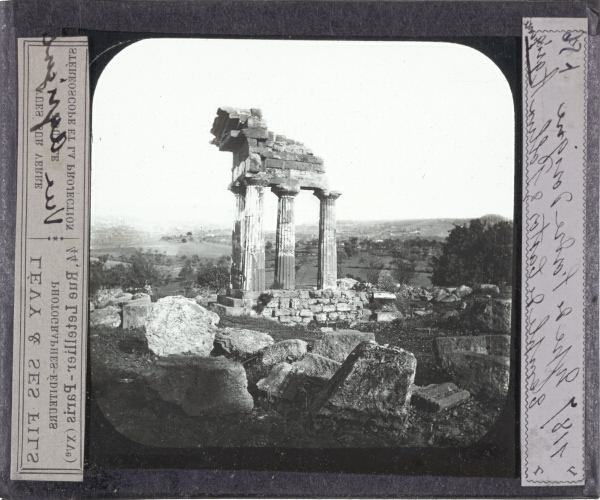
[92,39,514,232]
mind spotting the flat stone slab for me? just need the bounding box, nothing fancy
[141,355,253,416]
[214,327,274,361]
[411,382,470,413]
[375,311,401,322]
[434,334,510,370]
[445,350,510,401]
[309,341,417,427]
[312,330,376,363]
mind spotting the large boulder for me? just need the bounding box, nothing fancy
[144,296,218,356]
[122,299,153,329]
[309,341,417,427]
[444,351,510,401]
[141,355,253,416]
[312,330,376,363]
[463,298,512,333]
[93,288,125,309]
[214,328,275,361]
[90,306,121,329]
[291,353,341,382]
[434,334,510,370]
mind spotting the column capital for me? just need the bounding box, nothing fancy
[242,173,270,188]
[272,183,300,198]
[313,189,341,201]
[228,181,245,195]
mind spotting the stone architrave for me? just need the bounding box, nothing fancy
[314,190,341,290]
[229,183,245,290]
[240,175,269,292]
[272,185,300,289]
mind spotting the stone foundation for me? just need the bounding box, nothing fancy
[260,289,371,324]
[217,289,372,324]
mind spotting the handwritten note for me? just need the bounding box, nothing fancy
[521,18,587,486]
[11,38,89,482]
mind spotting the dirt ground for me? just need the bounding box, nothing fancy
[89,308,507,449]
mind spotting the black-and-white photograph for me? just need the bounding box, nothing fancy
[88,38,516,450]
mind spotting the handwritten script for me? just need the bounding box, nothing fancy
[521,18,586,487]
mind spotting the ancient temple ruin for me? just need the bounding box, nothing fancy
[210,107,341,298]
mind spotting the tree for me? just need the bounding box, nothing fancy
[431,220,513,286]
[196,261,230,294]
[391,259,416,286]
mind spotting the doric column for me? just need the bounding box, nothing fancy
[229,183,245,290]
[272,185,300,289]
[240,175,269,293]
[314,190,341,290]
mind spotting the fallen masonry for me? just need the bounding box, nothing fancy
[141,355,254,416]
[309,341,417,428]
[411,382,470,413]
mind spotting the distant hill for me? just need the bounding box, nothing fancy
[479,214,510,227]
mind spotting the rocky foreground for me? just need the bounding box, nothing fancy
[90,288,511,448]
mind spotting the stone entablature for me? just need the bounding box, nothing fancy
[211,107,341,295]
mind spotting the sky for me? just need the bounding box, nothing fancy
[91,39,514,233]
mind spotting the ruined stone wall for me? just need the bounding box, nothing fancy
[260,289,372,324]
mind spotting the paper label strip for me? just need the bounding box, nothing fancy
[11,37,90,482]
[521,18,587,487]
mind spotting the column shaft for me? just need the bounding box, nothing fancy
[230,190,245,290]
[316,191,341,290]
[241,183,266,292]
[274,190,298,289]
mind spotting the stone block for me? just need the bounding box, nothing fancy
[301,317,312,324]
[341,291,356,298]
[336,303,352,312]
[256,362,293,398]
[445,351,510,401]
[328,312,340,320]
[463,298,512,333]
[259,339,307,366]
[358,292,368,302]
[322,304,336,313]
[433,335,511,370]
[308,299,318,305]
[411,382,470,413]
[90,306,121,329]
[310,290,322,298]
[214,327,274,361]
[290,316,303,323]
[318,298,331,305]
[375,311,401,322]
[309,304,323,313]
[309,341,417,426]
[274,308,292,317]
[312,330,376,363]
[291,353,341,381]
[261,307,275,317]
[122,301,152,329]
[314,313,327,323]
[298,290,310,299]
[141,355,253,416]
[279,316,292,323]
[290,298,300,308]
